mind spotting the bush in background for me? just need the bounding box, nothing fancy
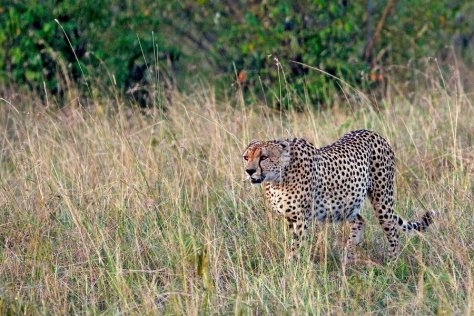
[1,0,473,107]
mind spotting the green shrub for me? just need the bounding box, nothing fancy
[0,1,472,107]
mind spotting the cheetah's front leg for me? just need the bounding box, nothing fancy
[345,214,365,263]
[286,216,308,259]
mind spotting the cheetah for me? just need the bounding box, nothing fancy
[242,130,435,262]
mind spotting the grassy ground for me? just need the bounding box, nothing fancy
[1,75,473,314]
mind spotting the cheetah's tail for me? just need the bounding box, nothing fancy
[393,210,436,233]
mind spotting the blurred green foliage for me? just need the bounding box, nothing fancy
[1,0,473,107]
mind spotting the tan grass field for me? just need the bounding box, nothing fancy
[1,71,473,314]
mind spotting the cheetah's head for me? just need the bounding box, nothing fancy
[242,140,291,184]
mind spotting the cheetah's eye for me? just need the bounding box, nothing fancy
[260,155,268,161]
[243,155,249,161]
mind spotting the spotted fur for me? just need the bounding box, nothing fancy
[242,130,435,261]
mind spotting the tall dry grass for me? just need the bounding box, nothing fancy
[0,70,473,314]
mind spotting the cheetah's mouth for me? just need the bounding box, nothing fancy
[250,175,265,184]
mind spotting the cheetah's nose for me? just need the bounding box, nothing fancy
[246,168,256,176]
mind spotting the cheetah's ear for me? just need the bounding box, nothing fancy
[277,140,291,155]
[278,141,290,150]
[278,140,291,166]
